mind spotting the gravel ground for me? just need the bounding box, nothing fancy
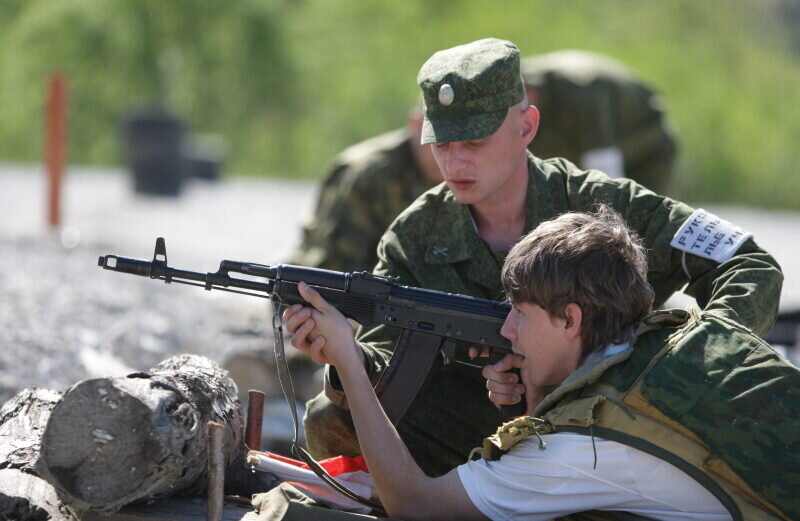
[0,233,278,404]
[0,165,322,449]
[1,163,798,410]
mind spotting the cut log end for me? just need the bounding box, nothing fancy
[39,355,250,513]
[40,378,168,507]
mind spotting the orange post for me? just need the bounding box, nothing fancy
[45,73,67,229]
[245,390,266,451]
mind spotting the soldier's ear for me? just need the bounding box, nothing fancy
[521,105,539,145]
[563,303,582,340]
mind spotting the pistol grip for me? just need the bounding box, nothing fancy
[499,369,526,418]
[487,349,526,419]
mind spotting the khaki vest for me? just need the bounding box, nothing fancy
[480,310,799,521]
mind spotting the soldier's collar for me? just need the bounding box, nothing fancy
[424,190,475,265]
[424,155,543,267]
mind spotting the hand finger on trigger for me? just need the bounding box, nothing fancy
[468,345,491,359]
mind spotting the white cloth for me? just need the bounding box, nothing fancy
[585,339,630,361]
[457,432,731,521]
[247,452,374,514]
[581,146,625,178]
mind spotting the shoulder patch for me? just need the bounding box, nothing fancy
[670,209,752,262]
[472,416,551,461]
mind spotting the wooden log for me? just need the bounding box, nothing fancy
[0,388,79,521]
[0,387,61,472]
[0,469,77,521]
[38,354,273,513]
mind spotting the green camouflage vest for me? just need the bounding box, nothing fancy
[480,310,799,521]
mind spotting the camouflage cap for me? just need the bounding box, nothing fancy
[417,38,525,145]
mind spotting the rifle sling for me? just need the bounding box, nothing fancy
[270,296,386,515]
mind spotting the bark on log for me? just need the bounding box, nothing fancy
[0,388,79,521]
[0,469,76,521]
[38,354,273,513]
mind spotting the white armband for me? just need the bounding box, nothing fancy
[670,209,752,263]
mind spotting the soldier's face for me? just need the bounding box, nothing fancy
[501,302,580,390]
[430,105,537,207]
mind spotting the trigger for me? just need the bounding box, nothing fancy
[441,338,458,365]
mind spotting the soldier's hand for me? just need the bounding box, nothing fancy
[482,352,526,409]
[468,345,491,359]
[283,301,332,365]
[293,282,366,370]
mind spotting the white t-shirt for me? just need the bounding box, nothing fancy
[457,432,731,521]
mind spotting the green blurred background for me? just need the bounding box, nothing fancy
[1,0,798,208]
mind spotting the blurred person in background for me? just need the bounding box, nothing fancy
[523,50,677,195]
[291,49,677,274]
[289,108,441,273]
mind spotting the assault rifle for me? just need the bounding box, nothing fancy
[98,238,523,421]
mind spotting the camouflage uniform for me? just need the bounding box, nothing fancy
[293,49,676,273]
[303,39,782,477]
[523,50,677,194]
[305,154,784,476]
[290,129,435,273]
[480,309,799,520]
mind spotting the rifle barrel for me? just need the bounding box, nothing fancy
[98,255,273,294]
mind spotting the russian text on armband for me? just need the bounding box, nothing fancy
[670,208,753,263]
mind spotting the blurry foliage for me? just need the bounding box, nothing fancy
[0,0,798,208]
[0,0,295,171]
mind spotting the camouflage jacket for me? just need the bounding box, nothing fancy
[481,309,799,520]
[290,129,435,273]
[524,50,677,194]
[331,154,782,399]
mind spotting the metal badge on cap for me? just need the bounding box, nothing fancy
[438,84,454,106]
